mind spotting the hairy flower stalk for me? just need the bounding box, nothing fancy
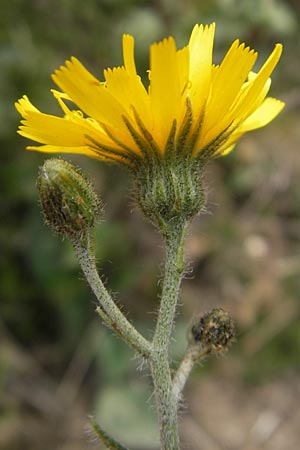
[16,22,284,450]
[38,158,152,359]
[150,221,188,449]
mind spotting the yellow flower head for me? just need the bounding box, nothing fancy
[16,24,284,168]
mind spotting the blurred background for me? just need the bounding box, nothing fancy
[1,1,300,449]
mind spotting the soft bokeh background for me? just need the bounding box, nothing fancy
[1,1,300,449]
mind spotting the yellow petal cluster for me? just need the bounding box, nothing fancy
[16,24,284,167]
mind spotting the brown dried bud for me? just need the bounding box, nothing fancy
[191,308,235,353]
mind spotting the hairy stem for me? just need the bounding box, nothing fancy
[88,417,130,450]
[74,223,189,449]
[151,221,188,450]
[73,238,152,358]
[172,345,208,404]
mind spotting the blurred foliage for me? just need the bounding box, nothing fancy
[1,1,300,449]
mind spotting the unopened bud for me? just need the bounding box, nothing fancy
[191,308,235,354]
[134,160,206,232]
[37,158,101,241]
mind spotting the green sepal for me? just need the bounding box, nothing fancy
[132,157,206,233]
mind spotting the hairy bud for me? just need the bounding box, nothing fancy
[191,308,235,354]
[37,158,101,242]
[133,159,206,233]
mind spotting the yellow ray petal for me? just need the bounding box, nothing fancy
[15,95,40,116]
[123,34,137,76]
[50,89,141,154]
[149,37,181,149]
[18,111,104,146]
[51,89,76,113]
[26,144,98,157]
[228,72,271,121]
[121,34,151,125]
[216,97,284,156]
[104,66,151,129]
[203,40,257,132]
[232,44,283,120]
[188,23,215,115]
[52,57,128,131]
[238,97,285,132]
[51,89,73,115]
[176,46,189,94]
[214,131,244,156]
[220,144,236,156]
[25,144,127,164]
[175,45,190,126]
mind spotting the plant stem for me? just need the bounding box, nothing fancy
[75,222,189,449]
[172,345,208,404]
[151,221,188,450]
[88,417,130,450]
[73,238,152,358]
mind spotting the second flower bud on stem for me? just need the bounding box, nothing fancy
[173,308,236,403]
[37,158,101,246]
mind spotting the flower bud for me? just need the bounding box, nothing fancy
[37,158,101,242]
[133,159,206,232]
[190,308,235,354]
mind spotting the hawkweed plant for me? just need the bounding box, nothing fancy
[16,23,284,450]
